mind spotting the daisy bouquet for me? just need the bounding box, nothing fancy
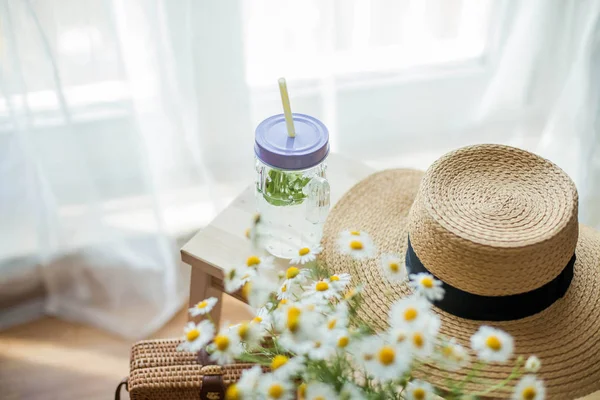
[178,221,545,400]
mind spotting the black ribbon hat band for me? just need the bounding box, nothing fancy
[405,237,575,321]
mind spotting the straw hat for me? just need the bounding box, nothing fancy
[321,144,600,399]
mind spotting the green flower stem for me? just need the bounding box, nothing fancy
[457,361,484,390]
[469,363,523,397]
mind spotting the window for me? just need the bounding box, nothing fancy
[242,0,498,87]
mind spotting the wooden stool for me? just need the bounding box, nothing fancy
[181,153,374,326]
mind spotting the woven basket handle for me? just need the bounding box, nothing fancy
[114,377,128,400]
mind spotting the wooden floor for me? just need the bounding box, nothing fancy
[1,296,600,400]
[0,295,251,400]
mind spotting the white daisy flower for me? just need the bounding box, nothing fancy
[357,336,411,382]
[388,325,409,346]
[226,365,263,400]
[245,254,275,272]
[337,231,377,259]
[406,380,436,400]
[380,253,407,282]
[276,282,293,301]
[470,326,514,363]
[282,266,311,288]
[223,264,256,293]
[275,304,323,340]
[289,245,322,265]
[244,277,279,309]
[333,330,352,351]
[252,305,273,329]
[303,279,341,301]
[389,296,432,329]
[230,321,264,349]
[512,375,546,400]
[405,315,440,358]
[258,373,295,400]
[188,297,218,317]
[343,285,363,301]
[339,230,369,241]
[328,272,352,291]
[305,382,338,400]
[280,326,335,361]
[525,355,541,373]
[177,320,215,353]
[340,382,366,400]
[437,338,470,371]
[269,355,305,380]
[409,273,445,301]
[209,329,243,365]
[325,303,349,333]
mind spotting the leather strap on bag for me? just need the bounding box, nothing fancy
[198,347,226,400]
[114,377,128,400]
[199,365,225,400]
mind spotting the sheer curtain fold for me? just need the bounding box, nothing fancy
[476,0,600,226]
[0,0,599,336]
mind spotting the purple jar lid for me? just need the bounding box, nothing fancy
[254,113,330,170]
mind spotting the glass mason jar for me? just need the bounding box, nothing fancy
[254,113,330,259]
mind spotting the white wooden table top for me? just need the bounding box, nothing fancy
[180,153,375,276]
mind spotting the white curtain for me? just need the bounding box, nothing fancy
[1,0,598,337]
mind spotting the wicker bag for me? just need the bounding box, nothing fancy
[115,339,260,400]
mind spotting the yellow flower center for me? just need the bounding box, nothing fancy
[421,276,434,288]
[226,384,240,400]
[413,388,426,400]
[241,282,251,301]
[350,231,361,236]
[314,341,322,348]
[485,335,502,351]
[298,383,306,398]
[186,329,200,342]
[378,346,395,366]
[442,345,454,358]
[271,355,288,370]
[338,336,349,348]
[197,300,208,309]
[395,333,406,343]
[253,316,263,323]
[237,323,249,340]
[299,247,310,256]
[350,240,363,250]
[316,281,329,292]
[268,383,284,399]
[327,319,337,330]
[389,262,399,272]
[281,284,287,293]
[315,397,325,400]
[246,256,261,267]
[277,299,288,309]
[286,267,300,279]
[214,335,230,351]
[413,333,424,348]
[404,307,418,321]
[287,307,301,332]
[522,387,537,400]
[330,275,340,281]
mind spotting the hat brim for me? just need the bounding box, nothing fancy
[321,169,600,399]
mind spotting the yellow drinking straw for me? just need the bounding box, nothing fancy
[278,77,296,138]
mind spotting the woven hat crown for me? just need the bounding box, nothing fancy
[407,144,579,296]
